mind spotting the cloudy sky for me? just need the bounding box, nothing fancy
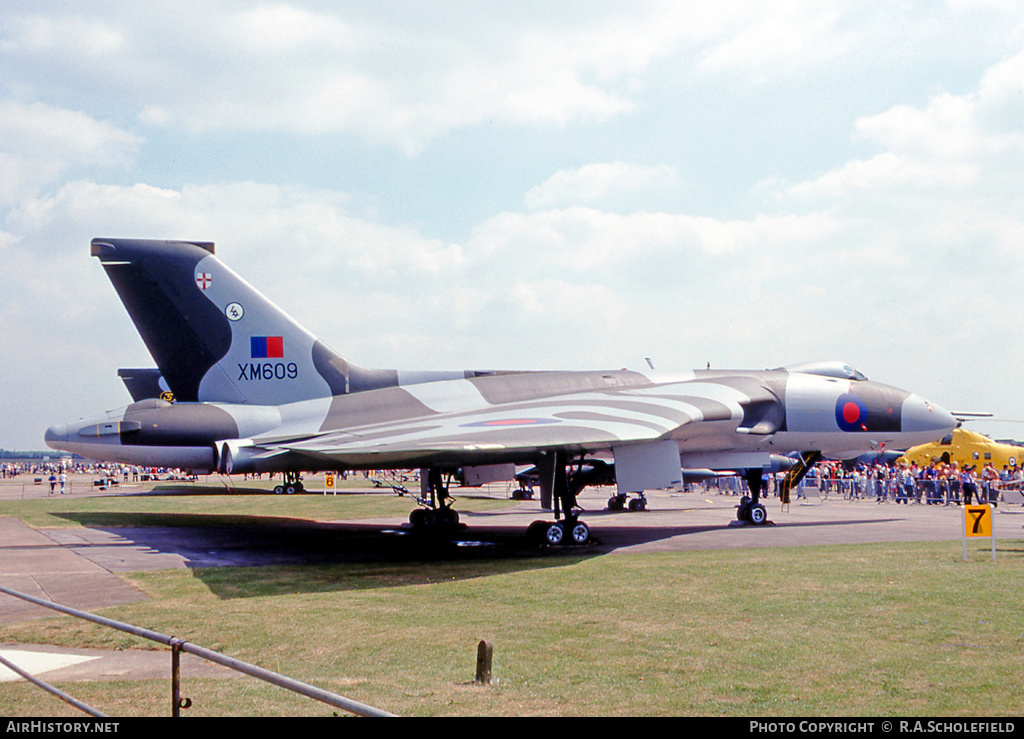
[2,1,1023,451]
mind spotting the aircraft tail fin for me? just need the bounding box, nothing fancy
[92,238,395,405]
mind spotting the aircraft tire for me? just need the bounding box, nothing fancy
[527,520,549,543]
[628,497,646,512]
[544,522,565,546]
[274,485,285,495]
[749,504,767,525]
[569,521,590,545]
[737,497,753,522]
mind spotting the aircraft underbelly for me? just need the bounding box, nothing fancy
[59,442,216,471]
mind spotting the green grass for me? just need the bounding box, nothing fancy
[2,494,1022,717]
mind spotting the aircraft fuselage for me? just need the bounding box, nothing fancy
[47,365,955,476]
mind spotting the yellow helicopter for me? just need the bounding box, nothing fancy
[898,427,1024,469]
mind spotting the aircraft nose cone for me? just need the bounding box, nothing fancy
[901,394,956,436]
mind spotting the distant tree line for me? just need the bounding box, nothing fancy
[0,450,79,459]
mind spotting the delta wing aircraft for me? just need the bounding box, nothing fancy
[46,239,957,545]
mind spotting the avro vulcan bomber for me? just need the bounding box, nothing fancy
[46,239,957,544]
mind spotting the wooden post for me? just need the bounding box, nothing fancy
[475,640,493,685]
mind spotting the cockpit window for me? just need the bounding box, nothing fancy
[781,361,869,382]
[843,364,868,381]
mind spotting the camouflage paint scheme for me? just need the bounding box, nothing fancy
[45,239,956,535]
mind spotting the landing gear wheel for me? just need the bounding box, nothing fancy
[737,496,751,521]
[277,472,303,495]
[608,494,626,511]
[569,521,591,545]
[735,500,768,525]
[628,497,647,512]
[527,520,549,544]
[410,506,460,531]
[544,522,565,546]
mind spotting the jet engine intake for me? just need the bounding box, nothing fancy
[216,438,258,475]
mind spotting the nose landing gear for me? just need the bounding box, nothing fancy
[734,469,771,526]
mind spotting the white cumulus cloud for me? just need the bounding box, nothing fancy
[525,163,679,210]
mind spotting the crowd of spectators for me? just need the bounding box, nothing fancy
[806,459,1022,506]
[706,459,1022,506]
[1,460,194,489]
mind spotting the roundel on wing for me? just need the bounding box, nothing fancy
[461,417,560,428]
[835,393,869,432]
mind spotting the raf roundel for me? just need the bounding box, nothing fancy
[835,393,869,432]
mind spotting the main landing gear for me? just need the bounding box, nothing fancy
[408,455,596,547]
[408,468,461,532]
[273,471,304,495]
[527,516,591,547]
[607,492,647,511]
[527,452,593,547]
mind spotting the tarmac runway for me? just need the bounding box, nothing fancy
[2,477,1022,688]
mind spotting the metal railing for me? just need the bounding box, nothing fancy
[803,476,1016,505]
[0,585,396,718]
